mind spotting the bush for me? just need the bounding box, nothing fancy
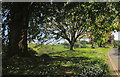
[62,42,70,49]
[113,40,120,48]
[74,44,79,48]
[63,43,69,46]
[81,41,87,48]
[64,46,69,49]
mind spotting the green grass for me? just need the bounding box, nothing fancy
[48,47,111,75]
[28,43,68,56]
[3,43,112,76]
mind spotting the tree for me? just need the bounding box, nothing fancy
[27,3,53,44]
[43,2,119,50]
[2,2,33,57]
[2,2,119,56]
[44,2,93,50]
[2,2,56,57]
[88,2,119,47]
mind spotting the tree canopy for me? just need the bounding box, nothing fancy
[2,2,120,57]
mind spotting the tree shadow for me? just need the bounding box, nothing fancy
[51,56,91,62]
[114,49,119,52]
[2,52,109,76]
[112,53,120,56]
[2,47,108,76]
[48,51,66,55]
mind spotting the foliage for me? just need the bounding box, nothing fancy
[80,40,88,48]
[2,2,119,54]
[27,2,119,50]
[88,2,119,47]
[113,40,120,48]
[62,42,70,46]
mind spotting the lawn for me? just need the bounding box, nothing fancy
[2,43,112,76]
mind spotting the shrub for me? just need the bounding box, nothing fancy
[64,46,69,49]
[63,43,69,46]
[74,44,79,48]
[81,41,87,48]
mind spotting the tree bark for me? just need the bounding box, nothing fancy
[91,42,94,48]
[70,41,75,50]
[90,35,94,48]
[99,42,102,47]
[8,3,32,57]
[91,40,95,48]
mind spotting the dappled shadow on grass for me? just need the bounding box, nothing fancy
[2,48,111,76]
[48,50,97,56]
[51,56,91,62]
[48,51,66,55]
[2,53,109,76]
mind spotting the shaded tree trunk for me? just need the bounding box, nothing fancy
[91,42,94,48]
[90,35,94,48]
[99,42,102,47]
[70,41,75,50]
[91,38,94,48]
[8,3,32,57]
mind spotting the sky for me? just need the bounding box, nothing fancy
[112,31,118,40]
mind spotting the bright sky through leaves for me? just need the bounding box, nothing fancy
[112,31,118,40]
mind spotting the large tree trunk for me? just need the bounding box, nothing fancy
[91,42,94,48]
[8,3,32,57]
[91,37,94,48]
[70,41,75,50]
[99,41,102,47]
[90,35,94,48]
